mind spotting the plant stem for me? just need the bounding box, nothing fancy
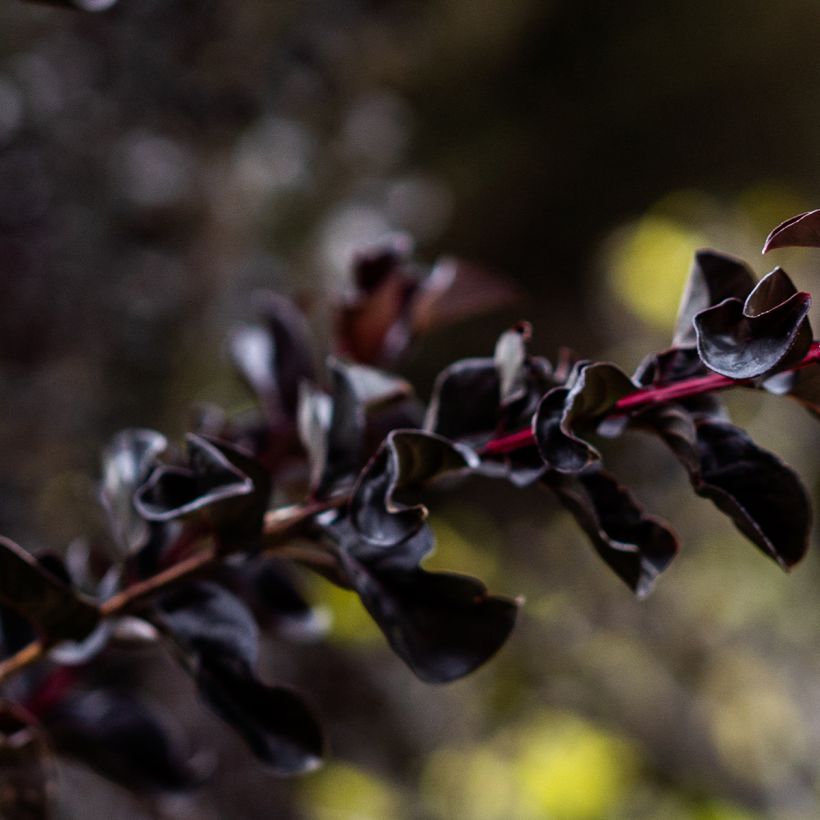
[481,341,820,456]
[0,498,343,685]
[2,344,818,685]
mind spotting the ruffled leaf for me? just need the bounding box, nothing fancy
[135,435,270,551]
[154,582,322,775]
[762,208,820,253]
[534,363,636,473]
[99,428,168,556]
[543,470,679,598]
[351,430,476,547]
[673,250,756,348]
[326,516,518,683]
[694,268,812,379]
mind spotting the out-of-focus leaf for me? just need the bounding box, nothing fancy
[763,362,820,417]
[534,364,636,473]
[0,701,55,820]
[543,470,679,598]
[411,256,520,337]
[337,234,417,365]
[155,582,323,775]
[351,430,476,547]
[20,0,117,9]
[0,538,99,646]
[317,359,366,498]
[135,435,270,551]
[494,322,531,407]
[297,381,332,491]
[196,659,323,774]
[229,293,315,421]
[220,558,327,642]
[298,359,412,498]
[44,690,205,793]
[694,268,812,379]
[326,516,518,683]
[762,208,820,253]
[638,408,810,568]
[157,582,259,668]
[673,250,756,348]
[337,239,519,366]
[99,428,168,556]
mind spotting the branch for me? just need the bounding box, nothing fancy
[2,345,818,685]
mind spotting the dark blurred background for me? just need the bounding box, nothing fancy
[3,1,820,818]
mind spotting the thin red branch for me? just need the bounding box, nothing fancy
[481,341,820,457]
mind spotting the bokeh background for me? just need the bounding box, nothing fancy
[3,1,820,818]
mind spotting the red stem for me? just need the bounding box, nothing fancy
[481,342,820,457]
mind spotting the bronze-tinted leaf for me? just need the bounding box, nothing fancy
[543,470,679,598]
[694,268,812,379]
[762,208,820,253]
[351,430,476,547]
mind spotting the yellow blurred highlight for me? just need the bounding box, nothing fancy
[609,215,707,331]
[307,576,382,645]
[423,514,500,583]
[301,762,401,820]
[421,709,641,820]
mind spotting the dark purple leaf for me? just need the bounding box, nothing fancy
[220,558,326,641]
[327,516,518,683]
[411,257,521,338]
[135,435,270,551]
[157,582,259,668]
[638,408,810,569]
[543,470,679,598]
[196,659,323,775]
[493,322,532,407]
[763,208,820,253]
[425,357,501,441]
[534,363,636,473]
[0,538,99,646]
[673,250,756,348]
[44,690,204,793]
[351,430,476,547]
[764,362,820,417]
[99,428,168,557]
[229,293,315,421]
[20,0,117,9]
[694,268,812,379]
[155,582,323,774]
[0,701,55,820]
